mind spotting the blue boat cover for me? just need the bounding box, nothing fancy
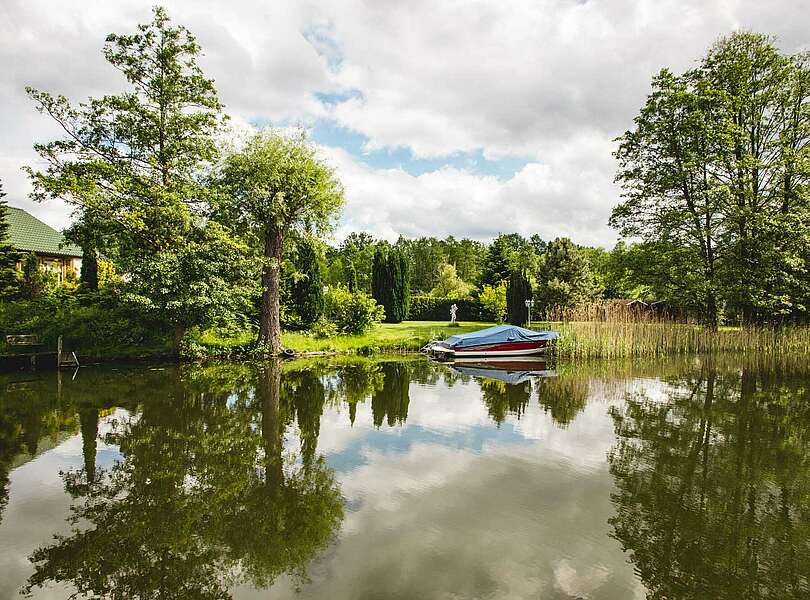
[452,365,557,385]
[443,325,559,349]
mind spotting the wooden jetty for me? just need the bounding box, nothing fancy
[1,335,79,372]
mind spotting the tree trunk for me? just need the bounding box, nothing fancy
[706,291,719,332]
[258,226,283,354]
[259,360,284,489]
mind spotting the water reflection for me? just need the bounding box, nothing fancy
[608,358,810,599]
[1,356,810,599]
[18,362,344,599]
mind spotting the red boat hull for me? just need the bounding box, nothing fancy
[432,339,549,357]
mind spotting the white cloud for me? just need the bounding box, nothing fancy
[1,0,806,246]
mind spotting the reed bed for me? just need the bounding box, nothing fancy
[541,304,810,359]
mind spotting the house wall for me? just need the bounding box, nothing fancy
[14,254,80,283]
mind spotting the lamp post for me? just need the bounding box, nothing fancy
[524,299,535,328]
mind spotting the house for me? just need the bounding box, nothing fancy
[7,207,82,283]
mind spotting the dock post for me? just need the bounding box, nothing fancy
[57,336,63,368]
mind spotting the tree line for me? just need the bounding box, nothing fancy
[0,9,806,357]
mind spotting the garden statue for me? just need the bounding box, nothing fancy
[450,303,458,323]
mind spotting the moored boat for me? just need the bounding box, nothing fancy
[423,325,558,360]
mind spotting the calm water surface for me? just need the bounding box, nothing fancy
[1,356,809,599]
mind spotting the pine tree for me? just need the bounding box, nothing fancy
[506,270,532,325]
[0,181,20,298]
[293,238,324,328]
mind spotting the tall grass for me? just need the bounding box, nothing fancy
[541,303,810,359]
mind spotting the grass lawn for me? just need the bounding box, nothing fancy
[282,321,497,353]
[196,321,497,354]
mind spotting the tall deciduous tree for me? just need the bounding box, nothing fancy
[0,180,19,299]
[536,237,596,312]
[612,32,810,325]
[214,131,344,353]
[25,7,247,349]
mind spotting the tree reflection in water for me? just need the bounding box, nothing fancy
[22,360,344,599]
[608,359,810,599]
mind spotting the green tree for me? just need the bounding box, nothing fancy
[506,269,532,325]
[430,263,473,298]
[535,237,596,313]
[19,253,49,299]
[293,238,324,328]
[25,7,246,350]
[372,246,410,323]
[608,360,810,598]
[0,180,19,298]
[214,131,344,353]
[612,32,810,325]
[479,282,507,323]
[344,261,358,292]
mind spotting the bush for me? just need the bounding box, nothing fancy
[324,286,384,335]
[0,296,171,358]
[479,283,507,323]
[408,295,495,321]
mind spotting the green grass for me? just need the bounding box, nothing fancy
[190,319,810,359]
[281,321,497,353]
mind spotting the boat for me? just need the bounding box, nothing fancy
[450,359,556,384]
[423,324,558,360]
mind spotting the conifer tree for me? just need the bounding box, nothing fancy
[0,181,20,298]
[506,270,532,325]
[293,238,324,328]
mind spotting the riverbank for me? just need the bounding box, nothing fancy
[195,321,498,356]
[5,310,810,368]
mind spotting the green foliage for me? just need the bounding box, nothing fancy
[344,261,358,292]
[293,238,324,328]
[0,297,171,358]
[25,7,247,350]
[506,269,532,325]
[324,286,385,335]
[213,130,344,351]
[612,32,810,325]
[536,238,596,312]
[408,295,491,321]
[479,282,507,323]
[429,262,473,299]
[0,180,19,299]
[372,247,410,323]
[79,248,98,291]
[18,253,53,300]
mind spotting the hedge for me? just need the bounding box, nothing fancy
[408,295,496,322]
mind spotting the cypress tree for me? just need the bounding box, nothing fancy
[507,269,532,325]
[80,246,99,291]
[294,238,324,328]
[372,247,411,323]
[394,249,411,321]
[0,181,20,298]
[372,246,388,312]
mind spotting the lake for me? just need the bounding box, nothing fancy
[1,355,808,599]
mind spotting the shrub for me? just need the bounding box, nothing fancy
[408,295,493,321]
[479,282,507,323]
[324,286,384,335]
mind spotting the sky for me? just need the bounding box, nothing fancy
[1,0,807,248]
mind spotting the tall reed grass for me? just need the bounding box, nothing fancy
[541,303,810,359]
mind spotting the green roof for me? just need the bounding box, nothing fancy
[7,207,82,258]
